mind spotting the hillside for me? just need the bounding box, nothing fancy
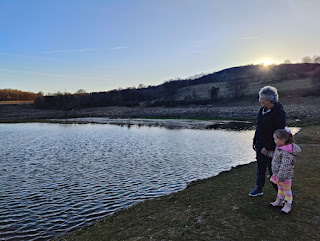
[164,63,319,104]
[5,63,318,110]
[175,78,314,102]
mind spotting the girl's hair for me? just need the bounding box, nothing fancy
[274,129,295,144]
[259,86,279,104]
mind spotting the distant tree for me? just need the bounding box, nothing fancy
[210,86,220,102]
[283,60,291,64]
[138,84,146,89]
[0,88,39,101]
[311,67,320,94]
[277,64,292,80]
[192,90,197,100]
[163,80,180,103]
[52,91,64,96]
[302,56,312,63]
[226,79,248,99]
[313,55,320,64]
[75,89,86,94]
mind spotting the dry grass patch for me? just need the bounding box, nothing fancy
[0,100,33,105]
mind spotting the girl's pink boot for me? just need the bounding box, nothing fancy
[281,202,291,214]
[270,198,283,207]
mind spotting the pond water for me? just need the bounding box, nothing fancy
[0,123,256,240]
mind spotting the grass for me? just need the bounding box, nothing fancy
[175,78,313,101]
[0,100,33,105]
[58,124,320,241]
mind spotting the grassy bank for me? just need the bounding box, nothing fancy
[58,124,320,241]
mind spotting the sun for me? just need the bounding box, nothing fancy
[262,60,272,67]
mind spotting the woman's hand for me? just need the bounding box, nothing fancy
[261,147,268,156]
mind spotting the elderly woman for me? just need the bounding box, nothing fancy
[249,86,286,196]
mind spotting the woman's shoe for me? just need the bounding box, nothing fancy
[249,188,263,197]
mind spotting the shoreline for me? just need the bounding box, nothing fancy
[1,98,320,123]
[2,102,319,240]
[1,101,319,129]
[58,124,320,240]
[48,117,256,130]
[54,162,255,240]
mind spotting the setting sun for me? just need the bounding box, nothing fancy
[262,60,272,66]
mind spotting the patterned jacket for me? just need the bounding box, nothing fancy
[267,143,301,182]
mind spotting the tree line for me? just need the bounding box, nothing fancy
[33,63,320,110]
[0,89,43,101]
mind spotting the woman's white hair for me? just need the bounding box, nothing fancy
[259,86,279,103]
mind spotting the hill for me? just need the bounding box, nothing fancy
[32,63,320,110]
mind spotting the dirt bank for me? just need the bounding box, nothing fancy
[1,97,319,123]
[50,117,255,130]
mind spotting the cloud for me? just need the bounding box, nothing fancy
[41,48,96,54]
[0,68,101,80]
[110,47,129,50]
[3,67,113,83]
[240,36,261,40]
[195,41,206,46]
[193,41,207,54]
[40,47,128,54]
[0,68,14,72]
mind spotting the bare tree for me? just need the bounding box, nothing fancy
[226,79,248,99]
[313,55,320,64]
[75,89,87,94]
[210,86,220,102]
[163,80,181,103]
[138,84,146,89]
[302,56,312,63]
[311,67,320,94]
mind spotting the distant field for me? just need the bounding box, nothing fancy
[176,78,313,100]
[246,78,313,95]
[0,101,34,105]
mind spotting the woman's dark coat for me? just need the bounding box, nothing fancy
[254,102,286,151]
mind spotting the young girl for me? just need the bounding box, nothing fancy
[261,127,301,214]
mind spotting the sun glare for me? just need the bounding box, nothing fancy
[262,60,272,67]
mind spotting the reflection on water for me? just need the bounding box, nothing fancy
[0,123,255,240]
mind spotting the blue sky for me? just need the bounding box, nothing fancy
[1,0,319,94]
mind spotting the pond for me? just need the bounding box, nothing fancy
[0,123,256,240]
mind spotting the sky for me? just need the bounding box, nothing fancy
[1,0,320,94]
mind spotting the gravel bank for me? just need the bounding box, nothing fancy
[1,98,319,123]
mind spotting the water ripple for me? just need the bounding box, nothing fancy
[0,123,257,240]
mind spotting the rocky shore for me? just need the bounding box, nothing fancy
[1,97,319,126]
[50,117,256,130]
